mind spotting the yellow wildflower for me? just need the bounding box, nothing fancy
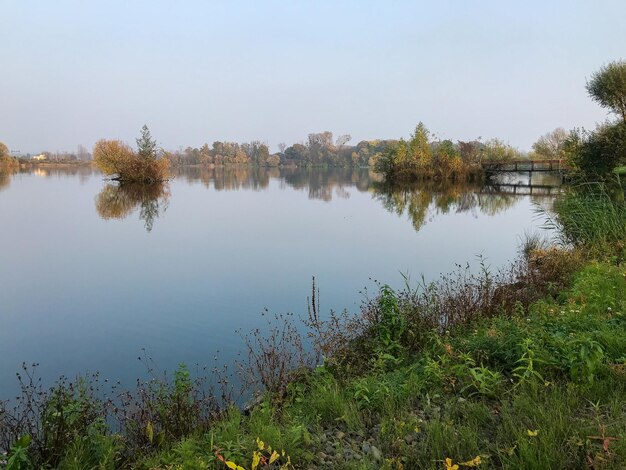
[445,458,459,470]
[460,455,482,467]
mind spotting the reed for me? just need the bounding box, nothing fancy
[548,183,626,247]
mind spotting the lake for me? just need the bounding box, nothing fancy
[0,166,560,397]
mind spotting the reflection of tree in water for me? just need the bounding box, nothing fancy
[95,183,170,232]
[174,165,381,201]
[372,181,519,233]
[0,171,12,192]
[26,166,95,181]
[176,165,274,192]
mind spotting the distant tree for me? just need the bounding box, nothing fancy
[586,60,626,124]
[182,146,201,164]
[409,122,432,170]
[199,143,212,164]
[335,134,352,147]
[457,140,482,165]
[433,139,462,178]
[136,124,158,160]
[284,143,308,162]
[531,128,568,160]
[77,144,91,161]
[266,154,281,166]
[307,132,335,164]
[0,141,18,168]
[434,140,459,160]
[242,141,269,165]
[0,142,9,159]
[482,139,521,161]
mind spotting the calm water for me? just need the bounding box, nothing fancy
[0,166,560,397]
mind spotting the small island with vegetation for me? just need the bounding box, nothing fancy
[94,126,170,184]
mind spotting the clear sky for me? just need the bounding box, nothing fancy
[1,0,625,154]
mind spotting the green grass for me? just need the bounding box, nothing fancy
[550,184,626,252]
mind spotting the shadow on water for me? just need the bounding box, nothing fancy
[95,182,170,232]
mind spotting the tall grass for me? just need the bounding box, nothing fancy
[547,183,626,247]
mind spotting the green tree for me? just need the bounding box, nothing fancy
[586,60,626,124]
[409,122,432,169]
[566,124,626,178]
[434,139,462,178]
[483,138,520,161]
[136,125,157,160]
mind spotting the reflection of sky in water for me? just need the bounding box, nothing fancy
[0,167,559,397]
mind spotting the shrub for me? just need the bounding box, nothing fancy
[565,123,626,179]
[0,366,107,468]
[115,362,222,455]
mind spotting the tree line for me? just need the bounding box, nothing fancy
[164,131,527,172]
[7,60,626,184]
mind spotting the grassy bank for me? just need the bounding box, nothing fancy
[133,261,626,470]
[2,191,626,469]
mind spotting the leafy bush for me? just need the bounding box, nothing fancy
[0,367,107,468]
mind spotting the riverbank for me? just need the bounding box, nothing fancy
[140,260,625,470]
[1,190,625,469]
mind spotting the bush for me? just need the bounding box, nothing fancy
[565,123,626,179]
[0,367,107,468]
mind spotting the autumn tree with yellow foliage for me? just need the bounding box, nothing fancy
[0,141,19,169]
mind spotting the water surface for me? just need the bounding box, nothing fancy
[0,166,559,396]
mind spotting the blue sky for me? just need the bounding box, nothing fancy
[1,1,625,154]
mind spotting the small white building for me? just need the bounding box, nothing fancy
[32,154,47,161]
